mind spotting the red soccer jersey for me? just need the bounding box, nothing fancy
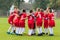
[28,15,34,22]
[19,13,26,21]
[44,14,49,21]
[19,13,27,27]
[44,14,49,28]
[35,12,42,20]
[35,12,42,27]
[40,11,44,19]
[28,15,34,29]
[48,13,54,21]
[48,13,55,27]
[8,13,15,25]
[13,15,20,27]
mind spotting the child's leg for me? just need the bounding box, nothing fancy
[31,29,34,34]
[33,23,36,34]
[22,28,25,34]
[44,28,48,34]
[19,27,22,34]
[7,25,12,32]
[10,26,15,33]
[13,26,16,33]
[37,27,40,34]
[49,27,53,34]
[28,29,33,36]
[18,27,20,34]
[39,27,42,34]
[49,27,54,36]
[33,29,35,34]
[16,27,19,34]
[28,29,31,35]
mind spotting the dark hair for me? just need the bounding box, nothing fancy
[50,9,52,13]
[49,8,51,10]
[23,9,26,12]
[38,9,40,11]
[30,10,33,13]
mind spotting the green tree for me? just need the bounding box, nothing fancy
[48,0,60,9]
[0,0,14,10]
[34,0,50,9]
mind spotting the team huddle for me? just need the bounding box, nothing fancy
[7,7,55,36]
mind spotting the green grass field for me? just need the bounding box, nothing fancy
[0,17,60,40]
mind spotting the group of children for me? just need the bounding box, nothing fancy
[7,7,55,36]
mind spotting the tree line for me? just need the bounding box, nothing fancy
[0,0,60,16]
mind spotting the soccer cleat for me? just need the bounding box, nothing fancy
[28,34,32,36]
[16,33,19,36]
[10,32,14,35]
[46,33,48,35]
[42,32,45,34]
[13,30,15,33]
[31,33,36,35]
[7,32,10,34]
[19,34,22,36]
[49,34,54,36]
[38,33,43,36]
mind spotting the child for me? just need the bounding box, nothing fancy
[48,9,55,36]
[35,8,43,36]
[13,11,20,35]
[7,12,15,34]
[19,9,27,35]
[43,11,49,35]
[40,8,45,34]
[7,6,18,34]
[28,10,35,36]
[32,11,36,35]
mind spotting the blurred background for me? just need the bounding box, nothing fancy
[0,0,60,18]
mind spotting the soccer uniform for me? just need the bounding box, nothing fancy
[7,12,15,34]
[28,15,35,35]
[13,15,20,27]
[13,14,20,34]
[35,12,43,35]
[8,12,15,25]
[48,13,55,27]
[19,12,27,34]
[44,14,49,28]
[31,13,36,34]
[19,13,26,28]
[13,10,20,27]
[35,12,42,27]
[48,12,55,35]
[28,15,34,29]
[40,11,44,19]
[44,13,49,34]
